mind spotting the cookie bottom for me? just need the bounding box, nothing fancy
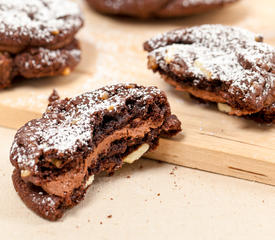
[0,39,81,89]
[86,0,237,18]
[156,0,237,18]
[164,75,274,123]
[12,115,181,221]
[13,169,70,221]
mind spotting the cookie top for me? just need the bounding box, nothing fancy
[10,84,164,172]
[0,0,83,52]
[86,0,237,18]
[144,24,275,113]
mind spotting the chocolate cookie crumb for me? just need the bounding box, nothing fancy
[48,89,60,103]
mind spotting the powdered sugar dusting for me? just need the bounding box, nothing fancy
[146,24,275,110]
[182,0,234,6]
[104,0,132,10]
[11,84,161,170]
[0,0,83,44]
[31,192,57,217]
[32,192,56,208]
[22,46,81,70]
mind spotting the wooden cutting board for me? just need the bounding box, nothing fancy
[1,0,275,185]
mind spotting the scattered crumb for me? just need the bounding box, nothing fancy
[88,219,91,223]
[100,221,103,225]
[110,198,114,200]
[157,193,160,196]
[126,176,131,178]
[107,215,112,219]
[48,89,60,103]
[170,166,178,176]
[76,225,79,229]
[262,200,265,203]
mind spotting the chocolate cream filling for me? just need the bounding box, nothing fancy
[26,119,163,198]
[163,75,275,117]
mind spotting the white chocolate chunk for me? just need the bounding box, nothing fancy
[217,103,232,113]
[21,170,31,178]
[165,46,176,64]
[123,144,150,164]
[85,175,95,188]
[194,60,212,80]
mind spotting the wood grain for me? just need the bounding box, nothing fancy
[1,0,275,185]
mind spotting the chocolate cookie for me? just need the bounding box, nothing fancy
[0,0,83,89]
[144,24,275,123]
[86,0,238,18]
[10,84,181,221]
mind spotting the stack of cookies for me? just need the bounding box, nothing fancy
[0,0,84,89]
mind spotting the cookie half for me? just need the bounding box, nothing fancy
[0,0,83,89]
[144,24,275,123]
[86,0,238,18]
[10,84,181,220]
